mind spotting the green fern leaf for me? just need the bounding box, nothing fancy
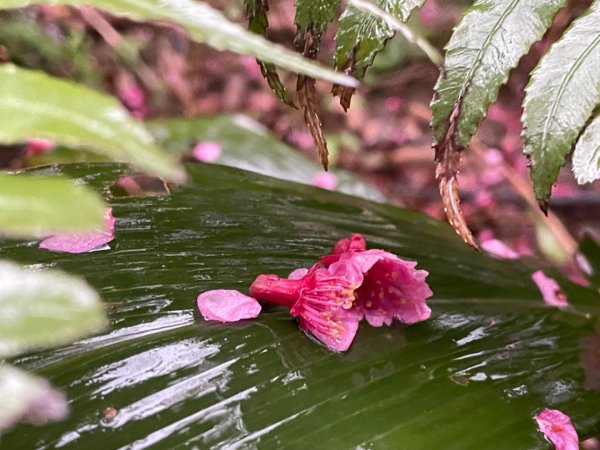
[431,0,566,146]
[0,0,357,87]
[523,1,600,206]
[244,0,296,108]
[573,114,600,185]
[333,0,424,109]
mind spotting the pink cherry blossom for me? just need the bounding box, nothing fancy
[193,141,222,163]
[197,290,261,322]
[250,264,361,352]
[534,408,579,450]
[39,208,115,253]
[311,172,338,190]
[531,270,569,308]
[250,234,432,351]
[480,239,520,259]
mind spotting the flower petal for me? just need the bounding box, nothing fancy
[534,408,579,450]
[321,233,366,265]
[196,290,261,322]
[532,270,569,308]
[39,208,115,254]
[193,141,222,163]
[288,268,309,280]
[355,256,432,326]
[481,239,520,259]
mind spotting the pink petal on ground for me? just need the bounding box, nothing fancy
[196,290,261,322]
[534,408,579,450]
[531,270,569,308]
[311,172,338,190]
[25,138,55,157]
[481,239,520,259]
[193,141,222,163]
[39,208,115,253]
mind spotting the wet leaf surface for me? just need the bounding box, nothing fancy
[2,163,599,448]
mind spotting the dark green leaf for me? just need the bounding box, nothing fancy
[431,0,565,146]
[333,0,424,109]
[0,174,105,238]
[579,234,600,288]
[0,260,107,359]
[147,114,387,202]
[1,163,599,448]
[244,0,296,107]
[573,114,600,185]
[0,64,186,183]
[522,2,600,206]
[0,0,357,87]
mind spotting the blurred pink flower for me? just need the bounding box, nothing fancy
[240,56,263,81]
[39,208,115,253]
[192,141,222,163]
[25,138,55,157]
[311,172,338,190]
[534,408,579,450]
[479,231,520,259]
[197,290,261,322]
[116,73,148,119]
[531,270,569,308]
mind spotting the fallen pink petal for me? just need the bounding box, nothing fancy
[532,270,569,308]
[197,290,261,322]
[193,141,222,163]
[311,172,338,190]
[39,208,115,253]
[534,408,579,450]
[480,239,520,259]
[25,138,55,157]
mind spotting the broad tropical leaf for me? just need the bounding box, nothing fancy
[0,64,185,183]
[0,0,357,87]
[0,364,68,432]
[572,114,600,185]
[244,0,296,107]
[0,174,105,237]
[334,0,425,109]
[522,1,600,207]
[1,163,599,448]
[430,0,566,246]
[294,0,342,169]
[0,260,106,359]
[147,114,387,202]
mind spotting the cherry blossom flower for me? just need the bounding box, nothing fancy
[534,408,579,450]
[197,290,261,322]
[250,263,362,352]
[250,234,432,351]
[531,270,569,308]
[39,208,115,253]
[193,141,222,163]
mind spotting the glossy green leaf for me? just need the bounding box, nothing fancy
[0,64,185,183]
[0,0,357,87]
[147,114,387,202]
[0,173,105,237]
[573,114,600,185]
[522,2,600,205]
[334,0,424,78]
[1,163,599,448]
[431,0,565,146]
[0,260,107,359]
[0,364,68,432]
